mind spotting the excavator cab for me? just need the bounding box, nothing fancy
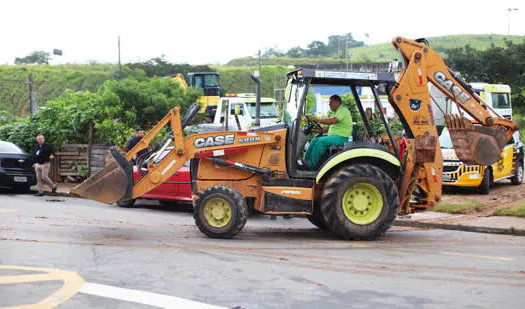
[283,69,401,179]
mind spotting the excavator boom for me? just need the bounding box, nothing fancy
[392,37,517,165]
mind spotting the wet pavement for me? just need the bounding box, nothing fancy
[1,192,524,308]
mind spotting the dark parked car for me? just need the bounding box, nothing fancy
[0,141,37,192]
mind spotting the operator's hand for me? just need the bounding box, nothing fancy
[307,116,317,122]
[133,154,137,160]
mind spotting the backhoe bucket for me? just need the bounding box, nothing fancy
[70,147,133,204]
[444,115,507,166]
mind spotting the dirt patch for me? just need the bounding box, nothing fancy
[440,181,525,216]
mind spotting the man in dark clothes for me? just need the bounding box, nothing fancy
[33,134,57,196]
[126,128,149,164]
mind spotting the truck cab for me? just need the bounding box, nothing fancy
[469,83,513,120]
[213,94,279,130]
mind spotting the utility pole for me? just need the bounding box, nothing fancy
[251,49,262,127]
[28,73,37,114]
[346,35,349,71]
[118,35,122,77]
[507,8,518,35]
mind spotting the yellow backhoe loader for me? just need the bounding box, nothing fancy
[71,36,517,240]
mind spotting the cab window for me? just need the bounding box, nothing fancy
[491,93,510,109]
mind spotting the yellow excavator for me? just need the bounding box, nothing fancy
[71,36,517,240]
[170,72,221,118]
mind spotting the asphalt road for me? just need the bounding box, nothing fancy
[0,191,524,309]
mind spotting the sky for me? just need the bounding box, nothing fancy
[1,0,524,65]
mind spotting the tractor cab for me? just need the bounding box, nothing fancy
[282,69,400,179]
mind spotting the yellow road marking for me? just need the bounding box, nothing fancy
[0,265,84,309]
[443,252,515,261]
[0,208,16,213]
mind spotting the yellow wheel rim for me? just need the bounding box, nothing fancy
[203,197,232,228]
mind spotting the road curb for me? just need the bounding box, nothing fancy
[394,220,525,236]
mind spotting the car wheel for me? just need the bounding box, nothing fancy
[511,163,523,185]
[116,199,136,208]
[478,168,492,194]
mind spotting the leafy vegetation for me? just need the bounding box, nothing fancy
[14,51,51,65]
[446,40,525,111]
[125,56,215,77]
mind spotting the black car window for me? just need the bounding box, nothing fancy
[0,141,25,154]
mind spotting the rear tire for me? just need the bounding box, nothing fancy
[478,168,492,194]
[320,164,399,240]
[511,163,523,185]
[306,201,327,230]
[116,199,136,208]
[194,186,247,239]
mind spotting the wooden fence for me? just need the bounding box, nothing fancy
[50,144,111,182]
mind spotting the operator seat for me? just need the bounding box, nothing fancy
[326,123,361,157]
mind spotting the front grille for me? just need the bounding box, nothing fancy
[1,158,33,169]
[443,165,460,173]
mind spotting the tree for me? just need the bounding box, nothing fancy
[14,51,51,65]
[126,56,215,78]
[286,46,306,58]
[446,40,525,111]
[263,48,285,58]
[306,41,328,57]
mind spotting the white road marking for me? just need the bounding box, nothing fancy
[80,282,227,309]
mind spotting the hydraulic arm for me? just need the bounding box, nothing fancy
[71,104,281,204]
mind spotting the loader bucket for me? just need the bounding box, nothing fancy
[444,115,508,166]
[70,147,134,204]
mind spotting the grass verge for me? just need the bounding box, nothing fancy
[493,204,525,217]
[432,202,488,214]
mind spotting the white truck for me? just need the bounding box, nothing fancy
[430,82,513,126]
[186,93,279,133]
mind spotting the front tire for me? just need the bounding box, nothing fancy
[511,163,523,185]
[478,168,492,194]
[194,186,247,239]
[320,164,399,240]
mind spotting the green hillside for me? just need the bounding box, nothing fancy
[0,64,118,116]
[349,34,525,62]
[227,34,525,65]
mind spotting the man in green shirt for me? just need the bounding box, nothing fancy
[298,95,353,170]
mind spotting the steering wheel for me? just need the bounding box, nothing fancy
[303,117,323,135]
